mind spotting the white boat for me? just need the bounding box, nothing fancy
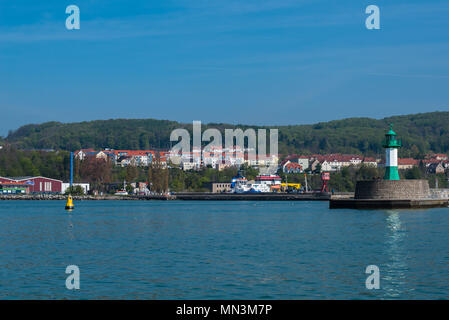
[231,172,273,193]
[255,174,282,186]
[234,184,252,193]
[231,173,249,193]
[115,180,129,196]
[254,174,282,192]
[248,183,271,193]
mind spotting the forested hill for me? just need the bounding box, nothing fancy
[4,111,449,157]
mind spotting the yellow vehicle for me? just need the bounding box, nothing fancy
[281,183,301,192]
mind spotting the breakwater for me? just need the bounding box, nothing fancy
[330,179,449,209]
[354,179,431,200]
[170,192,330,201]
[0,194,141,201]
[1,192,330,201]
[330,198,449,209]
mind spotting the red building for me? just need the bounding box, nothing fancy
[0,176,63,193]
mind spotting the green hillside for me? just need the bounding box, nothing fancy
[5,111,449,157]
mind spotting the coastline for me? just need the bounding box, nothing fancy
[0,194,171,201]
[0,192,333,201]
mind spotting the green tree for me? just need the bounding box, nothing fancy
[148,153,169,193]
[65,185,85,195]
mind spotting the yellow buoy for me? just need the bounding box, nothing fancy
[65,195,74,211]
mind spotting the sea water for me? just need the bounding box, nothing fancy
[0,200,448,299]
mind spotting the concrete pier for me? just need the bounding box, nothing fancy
[171,192,331,201]
[1,192,331,201]
[330,179,449,209]
[330,198,449,209]
[354,179,430,200]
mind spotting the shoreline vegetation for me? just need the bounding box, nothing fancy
[4,112,449,157]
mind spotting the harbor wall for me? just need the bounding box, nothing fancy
[330,198,449,209]
[172,192,330,201]
[354,179,430,200]
[0,193,330,201]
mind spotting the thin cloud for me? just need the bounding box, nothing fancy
[368,72,449,79]
[0,1,360,43]
[1,0,448,44]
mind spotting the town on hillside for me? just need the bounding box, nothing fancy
[75,147,449,174]
[1,141,448,196]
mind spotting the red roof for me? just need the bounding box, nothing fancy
[422,159,440,165]
[426,153,448,159]
[285,162,302,169]
[313,154,363,163]
[398,158,419,165]
[74,148,96,155]
[0,181,30,186]
[256,176,282,180]
[113,150,155,156]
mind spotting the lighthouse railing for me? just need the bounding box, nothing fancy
[382,138,402,148]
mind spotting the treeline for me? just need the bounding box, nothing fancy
[4,111,449,156]
[0,146,71,180]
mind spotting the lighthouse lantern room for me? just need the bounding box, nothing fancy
[383,124,402,180]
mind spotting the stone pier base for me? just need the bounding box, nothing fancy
[354,179,430,200]
[330,179,449,209]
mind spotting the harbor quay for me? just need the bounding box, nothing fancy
[0,192,331,201]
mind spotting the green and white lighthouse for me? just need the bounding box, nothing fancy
[383,124,401,180]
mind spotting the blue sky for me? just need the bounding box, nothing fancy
[0,0,448,136]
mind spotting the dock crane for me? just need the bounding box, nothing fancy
[321,172,330,192]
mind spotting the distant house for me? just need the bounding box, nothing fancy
[282,155,309,171]
[398,158,419,170]
[422,159,440,167]
[426,153,448,161]
[244,153,258,167]
[222,149,244,167]
[181,162,197,171]
[211,183,232,193]
[427,162,445,174]
[215,162,234,171]
[61,183,90,195]
[95,151,113,161]
[309,159,321,172]
[74,148,96,160]
[111,150,156,166]
[297,156,310,171]
[116,156,132,167]
[320,160,333,172]
[158,152,170,168]
[203,148,223,167]
[309,154,364,171]
[257,154,278,168]
[362,157,378,168]
[283,162,302,174]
